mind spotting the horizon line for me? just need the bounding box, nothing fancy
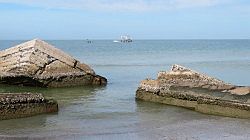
[1,38,250,41]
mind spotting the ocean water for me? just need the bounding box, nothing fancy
[0,40,250,140]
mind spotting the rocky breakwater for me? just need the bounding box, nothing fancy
[0,39,107,87]
[136,64,250,118]
[0,93,58,120]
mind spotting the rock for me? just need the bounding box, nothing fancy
[0,39,107,87]
[157,64,235,91]
[136,64,250,118]
[229,87,250,95]
[0,93,58,120]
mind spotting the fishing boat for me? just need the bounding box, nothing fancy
[113,35,133,43]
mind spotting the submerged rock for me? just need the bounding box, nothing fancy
[0,39,107,87]
[136,64,250,118]
[0,93,58,120]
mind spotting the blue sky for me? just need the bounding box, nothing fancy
[0,0,250,39]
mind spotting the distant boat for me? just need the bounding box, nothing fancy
[113,35,133,43]
[86,39,92,43]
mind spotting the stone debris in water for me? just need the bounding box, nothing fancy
[136,64,250,118]
[157,64,235,91]
[0,93,58,120]
[0,39,107,87]
[0,93,45,104]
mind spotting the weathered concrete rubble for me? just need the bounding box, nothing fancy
[136,64,250,118]
[0,39,107,87]
[0,93,58,120]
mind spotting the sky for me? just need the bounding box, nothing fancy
[0,0,250,40]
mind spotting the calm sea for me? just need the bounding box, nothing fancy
[0,40,250,139]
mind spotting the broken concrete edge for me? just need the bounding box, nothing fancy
[0,93,58,120]
[142,64,250,96]
[136,89,250,119]
[139,79,250,97]
[33,39,95,74]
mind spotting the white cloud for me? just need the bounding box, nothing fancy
[0,0,225,12]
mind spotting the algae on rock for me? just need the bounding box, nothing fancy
[0,93,58,120]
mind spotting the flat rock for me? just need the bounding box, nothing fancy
[0,93,58,120]
[136,64,250,118]
[0,39,107,87]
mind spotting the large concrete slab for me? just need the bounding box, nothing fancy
[0,39,107,87]
[136,64,250,118]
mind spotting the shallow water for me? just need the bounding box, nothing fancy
[0,40,250,139]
